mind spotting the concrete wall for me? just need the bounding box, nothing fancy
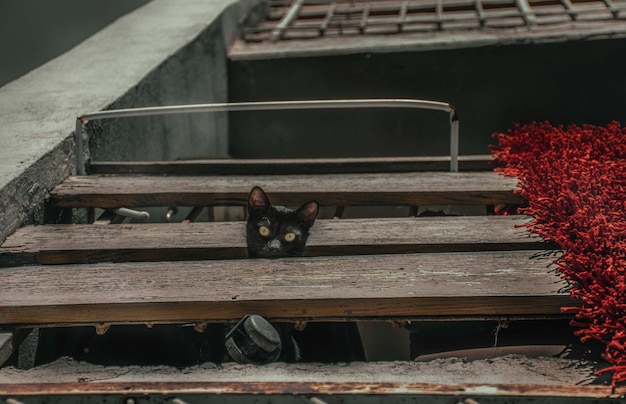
[228,37,626,158]
[0,0,258,242]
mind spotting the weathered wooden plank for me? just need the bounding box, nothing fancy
[0,251,570,326]
[1,357,619,399]
[89,155,494,175]
[0,380,618,401]
[49,172,521,208]
[0,216,551,265]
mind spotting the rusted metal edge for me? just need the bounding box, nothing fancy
[0,380,622,398]
[229,22,626,61]
[3,314,574,333]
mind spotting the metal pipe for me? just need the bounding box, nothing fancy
[601,0,620,18]
[515,0,537,25]
[79,99,455,121]
[450,109,459,172]
[75,118,85,176]
[111,207,151,221]
[76,98,460,173]
[271,0,305,41]
[319,2,337,35]
[475,0,486,26]
[359,2,371,33]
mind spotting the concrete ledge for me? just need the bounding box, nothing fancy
[0,0,258,242]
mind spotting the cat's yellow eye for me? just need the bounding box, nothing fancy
[259,226,271,237]
[284,232,296,242]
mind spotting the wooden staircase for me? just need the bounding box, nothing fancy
[0,155,619,401]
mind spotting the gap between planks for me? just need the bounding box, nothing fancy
[89,155,495,175]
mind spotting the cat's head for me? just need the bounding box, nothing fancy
[246,186,319,258]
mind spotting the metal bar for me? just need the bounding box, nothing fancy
[75,118,85,175]
[319,2,337,35]
[77,99,460,173]
[398,0,409,32]
[80,99,455,121]
[560,0,578,20]
[271,0,305,41]
[436,0,444,30]
[475,0,486,26]
[93,210,118,225]
[182,206,205,223]
[359,1,371,33]
[332,206,345,219]
[601,0,620,18]
[515,0,537,25]
[0,332,12,367]
[111,207,150,221]
[450,110,459,172]
[283,10,506,29]
[561,0,578,21]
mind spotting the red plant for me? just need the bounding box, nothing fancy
[491,121,626,388]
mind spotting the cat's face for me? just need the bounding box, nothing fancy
[246,187,319,259]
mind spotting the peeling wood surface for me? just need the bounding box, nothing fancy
[0,216,551,265]
[89,155,494,175]
[0,357,620,398]
[1,380,619,399]
[0,250,570,326]
[49,172,521,208]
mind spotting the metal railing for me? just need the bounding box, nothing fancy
[75,98,460,175]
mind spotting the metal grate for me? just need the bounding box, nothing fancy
[241,0,626,42]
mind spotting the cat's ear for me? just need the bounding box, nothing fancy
[248,186,270,214]
[296,200,319,228]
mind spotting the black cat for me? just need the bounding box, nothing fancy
[238,186,364,364]
[230,187,319,363]
[246,186,319,258]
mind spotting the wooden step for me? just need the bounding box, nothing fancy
[0,250,569,327]
[1,358,619,399]
[49,172,521,208]
[0,216,551,265]
[89,155,494,175]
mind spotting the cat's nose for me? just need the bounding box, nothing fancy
[268,239,282,250]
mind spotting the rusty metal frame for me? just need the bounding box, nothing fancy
[241,0,626,40]
[75,98,460,175]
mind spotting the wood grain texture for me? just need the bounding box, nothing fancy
[0,216,552,265]
[0,251,570,326]
[0,357,617,398]
[90,155,495,175]
[0,380,618,400]
[49,172,521,208]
